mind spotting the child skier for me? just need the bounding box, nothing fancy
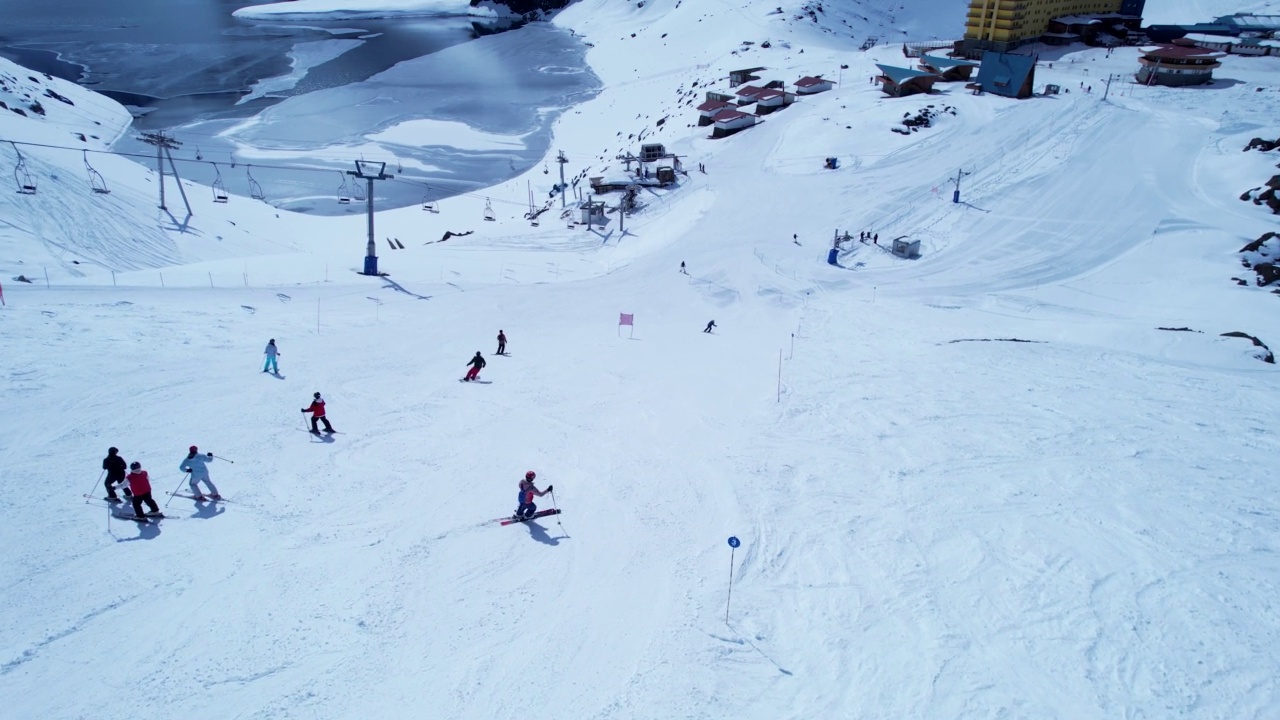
[123,461,161,519]
[102,447,127,502]
[181,445,221,500]
[263,339,281,374]
[302,392,334,434]
[514,471,552,521]
[463,352,486,381]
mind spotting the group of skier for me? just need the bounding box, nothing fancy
[461,330,508,382]
[100,445,222,521]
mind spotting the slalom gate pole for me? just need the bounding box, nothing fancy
[211,454,235,463]
[85,469,105,504]
[725,536,741,625]
[165,471,191,508]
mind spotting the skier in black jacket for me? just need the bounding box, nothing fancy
[463,352,486,381]
[102,447,127,502]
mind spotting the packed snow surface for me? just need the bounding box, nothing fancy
[1,1,1278,718]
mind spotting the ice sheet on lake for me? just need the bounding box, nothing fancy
[239,39,364,105]
[235,0,487,20]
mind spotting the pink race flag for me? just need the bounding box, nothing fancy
[619,313,633,326]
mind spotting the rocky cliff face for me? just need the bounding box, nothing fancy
[471,0,573,18]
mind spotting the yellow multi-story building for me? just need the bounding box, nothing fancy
[963,0,1140,52]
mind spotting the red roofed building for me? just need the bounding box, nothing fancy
[734,85,768,105]
[696,99,736,125]
[711,108,758,138]
[751,87,796,114]
[794,76,834,94]
[1136,43,1224,86]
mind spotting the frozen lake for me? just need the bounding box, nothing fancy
[0,0,600,214]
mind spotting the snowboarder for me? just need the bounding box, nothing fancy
[302,392,334,434]
[680,261,687,274]
[514,471,552,521]
[263,339,280,374]
[463,352,486,381]
[497,330,507,355]
[102,447,127,502]
[181,445,221,500]
[704,320,716,333]
[123,461,160,519]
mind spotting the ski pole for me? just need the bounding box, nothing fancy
[211,454,235,464]
[85,469,105,504]
[165,471,191,508]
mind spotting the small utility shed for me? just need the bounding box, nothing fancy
[973,51,1037,99]
[875,64,940,98]
[918,53,979,82]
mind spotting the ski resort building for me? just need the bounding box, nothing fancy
[972,51,1037,99]
[918,54,979,82]
[875,65,940,98]
[962,0,1147,54]
[1135,44,1224,86]
[710,108,758,138]
[794,76,834,94]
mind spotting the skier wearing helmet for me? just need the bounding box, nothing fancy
[123,461,160,519]
[302,392,334,434]
[514,471,552,521]
[463,351,486,382]
[180,445,220,500]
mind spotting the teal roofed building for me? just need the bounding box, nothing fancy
[918,54,979,82]
[874,64,940,98]
[973,51,1038,99]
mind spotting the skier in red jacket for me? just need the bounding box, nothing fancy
[123,461,160,519]
[301,392,334,434]
[513,471,552,521]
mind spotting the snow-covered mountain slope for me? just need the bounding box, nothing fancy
[1,1,1278,719]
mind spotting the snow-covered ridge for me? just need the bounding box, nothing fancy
[0,57,131,148]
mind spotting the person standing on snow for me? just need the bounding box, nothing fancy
[463,352,486,381]
[102,447,128,502]
[704,320,716,333]
[263,339,281,374]
[496,330,507,355]
[514,471,552,521]
[181,445,221,500]
[123,461,161,519]
[302,392,334,434]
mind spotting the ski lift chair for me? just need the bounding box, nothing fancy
[211,163,229,203]
[337,172,351,204]
[352,180,367,202]
[11,143,36,195]
[247,167,265,201]
[483,198,496,222]
[83,151,110,194]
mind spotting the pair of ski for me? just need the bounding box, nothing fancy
[496,508,561,526]
[171,493,230,503]
[112,511,172,524]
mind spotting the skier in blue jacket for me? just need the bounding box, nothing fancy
[514,471,552,521]
[181,445,221,500]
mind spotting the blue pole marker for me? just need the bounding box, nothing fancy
[726,536,741,623]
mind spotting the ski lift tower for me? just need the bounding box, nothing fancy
[349,160,393,276]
